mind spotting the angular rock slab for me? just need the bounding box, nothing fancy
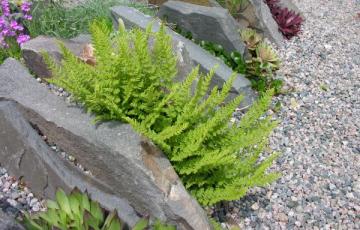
[21,35,91,78]
[111,5,256,107]
[158,1,246,54]
[0,99,141,227]
[237,0,284,46]
[0,58,212,230]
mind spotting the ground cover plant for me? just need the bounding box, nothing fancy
[44,19,279,206]
[0,0,32,63]
[25,0,156,39]
[23,189,175,230]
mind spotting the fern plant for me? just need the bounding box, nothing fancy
[45,20,279,206]
[23,189,175,230]
[128,68,280,205]
[44,19,177,123]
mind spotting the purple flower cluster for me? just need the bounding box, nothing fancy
[0,0,32,48]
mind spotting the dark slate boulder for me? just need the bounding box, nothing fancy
[0,58,212,230]
[21,35,91,79]
[158,1,246,54]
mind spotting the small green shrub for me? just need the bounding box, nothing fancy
[23,189,175,230]
[45,20,279,206]
[25,0,156,39]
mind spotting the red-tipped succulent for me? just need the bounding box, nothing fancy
[264,0,303,39]
[274,8,303,39]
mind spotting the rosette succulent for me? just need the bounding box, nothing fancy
[240,28,262,51]
[246,42,280,78]
[264,0,303,39]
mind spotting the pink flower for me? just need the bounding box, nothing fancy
[23,14,32,20]
[20,1,32,13]
[10,20,24,31]
[1,0,10,17]
[16,34,30,44]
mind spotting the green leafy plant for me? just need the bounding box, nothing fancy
[45,20,279,206]
[25,0,156,39]
[23,189,175,230]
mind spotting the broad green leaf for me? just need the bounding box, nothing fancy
[107,218,122,230]
[56,189,72,217]
[46,200,59,210]
[90,200,104,224]
[132,218,149,230]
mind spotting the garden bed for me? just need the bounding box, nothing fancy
[0,0,284,229]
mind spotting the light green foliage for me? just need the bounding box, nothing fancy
[46,20,279,206]
[45,20,177,123]
[23,189,175,230]
[26,0,156,39]
[130,72,280,205]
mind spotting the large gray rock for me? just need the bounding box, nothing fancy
[0,210,25,230]
[237,0,284,46]
[0,99,141,226]
[277,0,302,16]
[157,1,246,54]
[21,35,91,78]
[0,58,212,230]
[111,5,256,106]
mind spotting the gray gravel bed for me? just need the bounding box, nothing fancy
[0,167,45,218]
[218,0,360,229]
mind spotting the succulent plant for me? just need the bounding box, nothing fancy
[264,0,303,39]
[274,8,303,39]
[246,42,280,79]
[23,189,175,230]
[240,28,262,51]
[256,42,280,67]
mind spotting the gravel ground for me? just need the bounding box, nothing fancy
[217,0,360,229]
[0,167,45,218]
